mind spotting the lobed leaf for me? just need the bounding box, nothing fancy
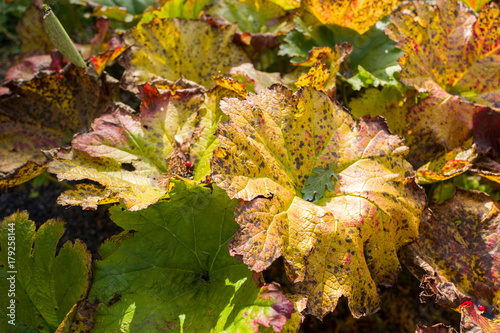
[48,80,242,210]
[402,189,500,326]
[387,0,500,149]
[301,0,400,34]
[300,163,338,202]
[120,18,249,91]
[0,65,118,188]
[89,180,293,332]
[280,18,403,92]
[211,85,426,318]
[0,212,91,333]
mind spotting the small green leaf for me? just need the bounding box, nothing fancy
[301,163,338,202]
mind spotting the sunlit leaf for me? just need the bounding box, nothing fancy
[295,62,331,90]
[120,18,249,91]
[294,42,352,91]
[387,0,500,149]
[301,0,400,34]
[0,65,118,188]
[416,145,477,184]
[280,18,403,92]
[211,85,425,318]
[0,212,91,333]
[348,88,408,136]
[348,87,446,168]
[48,79,242,209]
[89,180,293,332]
[138,0,210,25]
[207,0,286,34]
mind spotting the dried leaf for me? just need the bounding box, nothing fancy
[402,189,500,326]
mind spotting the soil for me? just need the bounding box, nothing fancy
[0,179,122,260]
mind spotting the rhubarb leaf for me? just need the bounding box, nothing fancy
[301,0,400,34]
[89,180,293,332]
[211,85,426,318]
[280,18,403,91]
[48,80,242,210]
[402,189,500,328]
[0,65,118,188]
[120,18,249,91]
[387,0,500,149]
[0,212,91,333]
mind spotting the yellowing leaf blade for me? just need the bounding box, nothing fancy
[121,18,249,90]
[212,85,426,318]
[388,0,500,149]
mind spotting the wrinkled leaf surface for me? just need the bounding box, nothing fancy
[89,180,293,332]
[211,85,425,318]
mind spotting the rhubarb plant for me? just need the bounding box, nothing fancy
[1,0,500,332]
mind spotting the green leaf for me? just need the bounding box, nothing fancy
[301,0,400,34]
[279,17,403,91]
[301,163,338,202]
[89,180,293,332]
[0,212,91,333]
